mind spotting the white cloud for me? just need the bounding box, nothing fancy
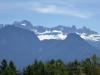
[33,5,57,14]
[30,0,97,19]
[0,0,98,18]
[32,4,92,19]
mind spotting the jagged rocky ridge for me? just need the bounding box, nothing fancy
[0,20,100,41]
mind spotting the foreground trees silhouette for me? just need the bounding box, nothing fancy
[0,60,17,75]
[0,55,100,75]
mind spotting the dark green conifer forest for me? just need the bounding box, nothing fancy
[0,54,100,75]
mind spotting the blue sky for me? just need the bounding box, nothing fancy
[0,0,100,33]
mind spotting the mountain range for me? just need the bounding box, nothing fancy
[0,20,100,68]
[1,20,100,41]
[2,20,100,49]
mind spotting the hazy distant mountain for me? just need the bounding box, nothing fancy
[88,40,100,49]
[0,25,40,68]
[1,20,100,48]
[40,33,100,61]
[0,20,99,41]
[8,20,100,41]
[33,25,100,41]
[0,21,100,68]
[13,20,33,30]
[1,20,100,49]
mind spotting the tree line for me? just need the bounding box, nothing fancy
[0,54,100,75]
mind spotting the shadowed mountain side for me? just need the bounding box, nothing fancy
[0,26,40,68]
[0,26,99,68]
[39,33,100,61]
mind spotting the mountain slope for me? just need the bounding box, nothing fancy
[40,33,100,61]
[0,21,100,68]
[0,25,40,68]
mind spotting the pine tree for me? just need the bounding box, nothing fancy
[9,61,17,75]
[1,60,7,70]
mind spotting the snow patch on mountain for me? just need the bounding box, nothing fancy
[21,24,26,26]
[34,30,100,41]
[80,33,100,41]
[34,30,67,40]
[37,34,67,40]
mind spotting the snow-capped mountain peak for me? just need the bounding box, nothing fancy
[32,25,100,41]
[0,20,100,41]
